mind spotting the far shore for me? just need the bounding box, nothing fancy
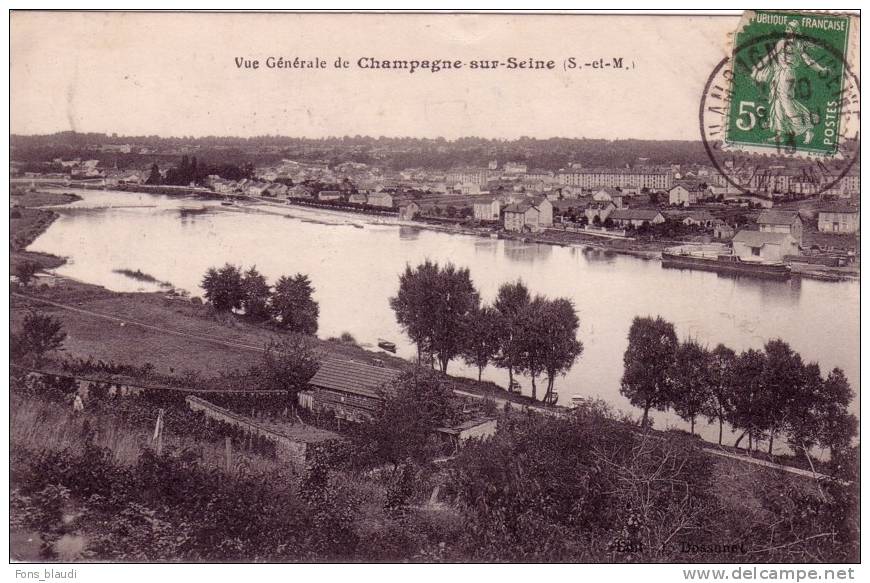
[44,184,858,281]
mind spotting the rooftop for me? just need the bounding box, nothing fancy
[308,358,403,399]
[732,230,794,247]
[757,210,800,225]
[819,205,859,214]
[610,209,662,221]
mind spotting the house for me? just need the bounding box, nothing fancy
[584,202,616,225]
[731,230,799,262]
[757,210,803,246]
[211,178,237,195]
[503,198,553,232]
[436,418,498,452]
[473,198,502,222]
[455,182,482,195]
[297,359,402,422]
[245,181,271,196]
[592,186,624,207]
[503,161,528,174]
[398,201,421,220]
[348,193,368,205]
[817,206,859,234]
[119,172,144,185]
[551,199,588,222]
[682,210,717,228]
[30,272,59,288]
[561,185,584,199]
[609,209,666,228]
[367,191,394,208]
[318,190,342,201]
[668,181,711,206]
[287,185,314,199]
[714,223,736,240]
[263,183,288,198]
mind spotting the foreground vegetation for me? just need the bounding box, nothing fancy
[10,380,858,563]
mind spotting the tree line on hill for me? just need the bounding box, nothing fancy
[389,261,583,403]
[200,264,319,335]
[11,132,715,171]
[620,315,856,461]
[145,156,254,186]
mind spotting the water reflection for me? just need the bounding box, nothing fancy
[398,226,421,241]
[178,207,210,227]
[502,240,553,263]
[580,246,619,264]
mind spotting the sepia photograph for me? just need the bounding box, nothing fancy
[6,8,862,570]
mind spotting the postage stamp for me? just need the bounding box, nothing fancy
[722,10,854,156]
[700,10,860,196]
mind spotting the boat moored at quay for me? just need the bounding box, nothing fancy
[661,246,791,279]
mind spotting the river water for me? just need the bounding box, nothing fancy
[29,188,859,445]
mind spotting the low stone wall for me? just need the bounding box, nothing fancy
[186,396,308,465]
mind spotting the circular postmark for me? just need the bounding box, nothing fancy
[700,30,859,198]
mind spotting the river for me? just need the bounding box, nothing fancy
[28,188,860,445]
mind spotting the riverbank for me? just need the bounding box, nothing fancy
[44,185,858,281]
[252,193,856,280]
[10,191,83,271]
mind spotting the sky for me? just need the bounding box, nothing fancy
[11,12,740,140]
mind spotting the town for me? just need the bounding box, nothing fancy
[11,133,860,281]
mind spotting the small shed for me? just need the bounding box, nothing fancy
[436,418,498,452]
[298,359,402,422]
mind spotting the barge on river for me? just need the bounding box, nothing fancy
[661,247,791,279]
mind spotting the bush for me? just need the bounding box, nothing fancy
[446,409,715,561]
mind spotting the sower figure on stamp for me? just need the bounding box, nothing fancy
[750,20,829,145]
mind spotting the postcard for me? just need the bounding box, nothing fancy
[8,10,860,567]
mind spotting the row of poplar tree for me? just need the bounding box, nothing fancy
[390,260,583,403]
[620,315,856,459]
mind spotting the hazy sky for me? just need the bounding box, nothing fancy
[11,12,739,140]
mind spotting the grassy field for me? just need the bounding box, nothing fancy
[11,281,409,376]
[11,277,531,405]
[9,389,449,562]
[10,393,291,474]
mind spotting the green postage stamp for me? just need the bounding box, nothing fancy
[723,10,856,157]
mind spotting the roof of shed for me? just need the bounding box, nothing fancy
[308,358,402,399]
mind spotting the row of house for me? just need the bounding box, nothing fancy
[725,206,858,262]
[322,190,395,208]
[583,201,665,228]
[471,194,670,233]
